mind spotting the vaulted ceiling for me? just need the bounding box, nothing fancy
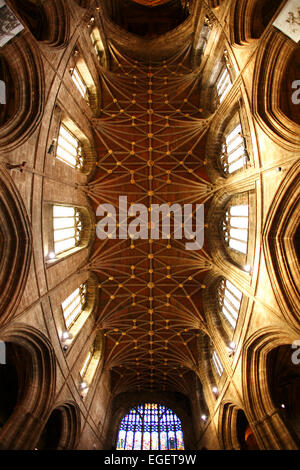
[87,1,215,397]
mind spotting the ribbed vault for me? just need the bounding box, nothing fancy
[82,41,215,396]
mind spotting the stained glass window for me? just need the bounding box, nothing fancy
[116,403,185,450]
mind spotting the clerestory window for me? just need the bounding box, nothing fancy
[56,124,84,170]
[53,205,83,255]
[223,204,249,255]
[212,350,223,377]
[220,123,248,174]
[216,65,232,103]
[71,66,88,99]
[218,279,243,330]
[62,284,87,330]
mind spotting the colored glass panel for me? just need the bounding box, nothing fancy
[116,403,185,450]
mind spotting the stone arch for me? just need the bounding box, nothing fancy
[242,328,300,449]
[0,35,44,150]
[0,325,56,449]
[218,402,260,449]
[8,0,70,47]
[252,30,300,149]
[36,402,81,450]
[267,344,300,446]
[263,161,300,330]
[230,0,283,45]
[0,167,32,326]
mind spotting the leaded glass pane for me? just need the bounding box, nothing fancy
[56,124,84,170]
[116,403,185,450]
[223,204,249,255]
[53,205,83,255]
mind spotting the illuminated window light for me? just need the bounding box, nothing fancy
[219,279,243,330]
[56,124,84,170]
[61,284,87,329]
[212,350,223,377]
[216,65,232,103]
[53,205,83,255]
[223,204,249,255]
[71,67,88,99]
[116,403,185,450]
[220,123,248,174]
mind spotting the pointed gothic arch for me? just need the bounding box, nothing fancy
[230,0,283,45]
[0,35,44,150]
[0,167,32,326]
[8,0,70,47]
[218,402,259,449]
[263,161,300,329]
[36,402,81,450]
[0,325,56,449]
[252,29,300,148]
[242,328,300,450]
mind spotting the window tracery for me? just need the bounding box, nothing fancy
[116,403,184,450]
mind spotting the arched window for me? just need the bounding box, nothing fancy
[212,349,223,377]
[70,66,88,100]
[56,124,84,170]
[68,48,100,112]
[79,333,104,396]
[80,348,93,379]
[223,204,249,255]
[90,27,107,67]
[60,276,99,342]
[194,17,212,65]
[62,283,87,329]
[43,203,93,263]
[116,403,184,450]
[218,279,243,331]
[52,205,83,256]
[220,122,248,174]
[216,61,232,103]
